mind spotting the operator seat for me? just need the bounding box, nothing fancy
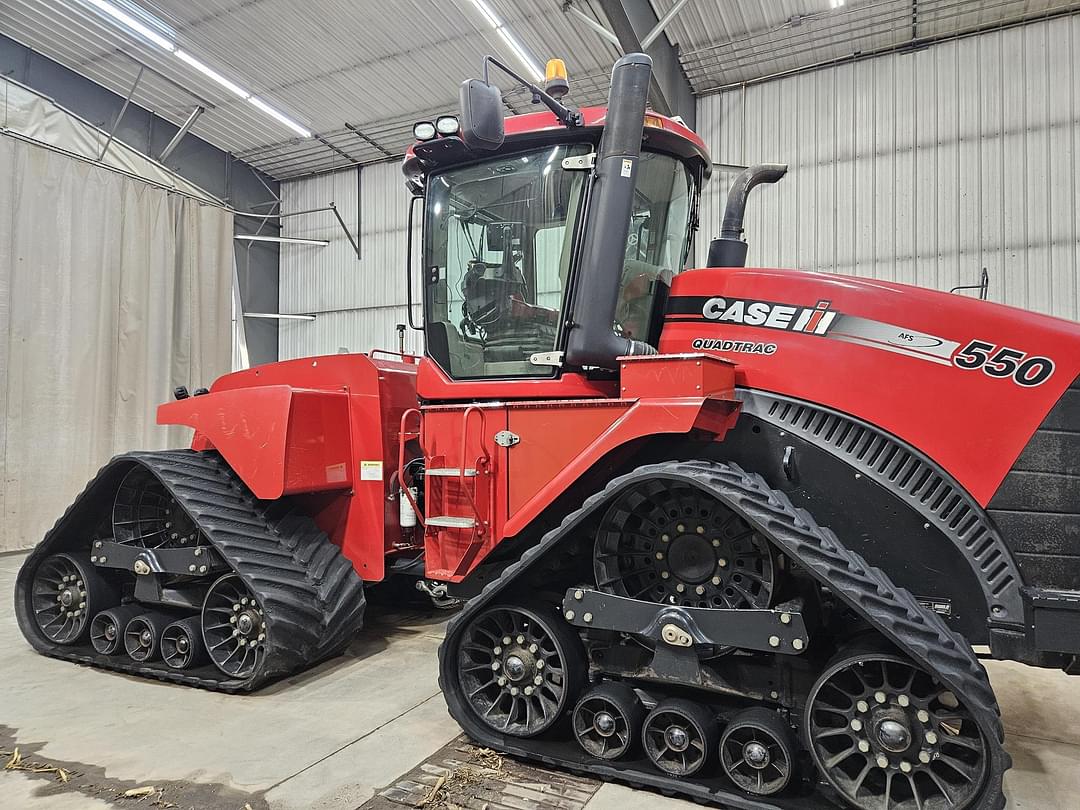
[616,258,671,343]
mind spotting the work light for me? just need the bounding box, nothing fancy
[435,115,460,135]
[413,121,437,141]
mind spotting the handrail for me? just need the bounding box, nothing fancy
[458,405,489,536]
[397,408,425,525]
[370,348,418,364]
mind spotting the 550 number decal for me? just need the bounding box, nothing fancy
[953,340,1055,386]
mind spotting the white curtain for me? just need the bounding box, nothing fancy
[0,135,233,552]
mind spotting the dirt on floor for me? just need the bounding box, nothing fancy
[368,735,601,810]
[0,724,268,810]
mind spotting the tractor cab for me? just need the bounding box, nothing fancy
[402,58,710,400]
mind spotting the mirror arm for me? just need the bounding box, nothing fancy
[482,55,583,128]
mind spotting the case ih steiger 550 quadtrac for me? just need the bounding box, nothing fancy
[16,52,1080,809]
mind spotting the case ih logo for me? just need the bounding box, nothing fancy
[702,297,839,335]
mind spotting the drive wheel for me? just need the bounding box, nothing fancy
[572,681,645,760]
[594,479,774,610]
[642,698,718,777]
[806,651,989,810]
[29,553,115,645]
[113,467,202,549]
[720,707,795,796]
[456,603,585,738]
[202,574,266,678]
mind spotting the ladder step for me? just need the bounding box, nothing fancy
[426,468,478,477]
[427,515,477,529]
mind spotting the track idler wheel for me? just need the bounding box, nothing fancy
[29,553,117,645]
[806,651,990,810]
[642,698,719,777]
[202,574,267,679]
[572,681,646,760]
[455,603,586,738]
[162,617,206,670]
[124,612,172,662]
[90,606,142,655]
[719,707,795,796]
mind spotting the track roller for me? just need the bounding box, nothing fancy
[455,603,585,737]
[642,698,719,777]
[572,681,645,760]
[162,617,206,670]
[90,606,142,655]
[124,612,172,662]
[719,707,795,796]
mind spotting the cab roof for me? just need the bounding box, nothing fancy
[402,105,711,189]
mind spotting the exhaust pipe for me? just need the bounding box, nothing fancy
[565,53,656,370]
[706,163,788,268]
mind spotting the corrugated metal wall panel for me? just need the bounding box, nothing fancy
[280,161,422,358]
[696,15,1080,322]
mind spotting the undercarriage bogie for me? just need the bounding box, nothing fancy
[15,450,367,691]
[440,461,1010,809]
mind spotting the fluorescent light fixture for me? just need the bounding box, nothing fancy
[234,234,328,246]
[829,0,845,7]
[466,0,544,82]
[85,0,175,51]
[243,312,316,321]
[176,49,249,98]
[81,1,313,139]
[248,97,312,138]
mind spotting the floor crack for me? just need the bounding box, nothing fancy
[265,691,444,791]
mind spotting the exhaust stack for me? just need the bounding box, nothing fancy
[707,163,788,268]
[564,53,655,370]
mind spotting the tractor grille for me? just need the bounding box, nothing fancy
[988,375,1080,590]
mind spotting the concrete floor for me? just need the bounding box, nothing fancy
[1,550,1078,810]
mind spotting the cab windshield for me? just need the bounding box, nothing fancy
[423,144,694,379]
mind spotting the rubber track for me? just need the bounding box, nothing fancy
[15,450,366,692]
[439,460,1010,809]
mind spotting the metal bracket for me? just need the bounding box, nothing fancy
[99,65,144,161]
[562,153,596,171]
[158,105,205,162]
[494,431,520,448]
[562,588,809,655]
[91,540,226,577]
[529,351,564,367]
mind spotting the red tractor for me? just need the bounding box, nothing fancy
[16,52,1080,810]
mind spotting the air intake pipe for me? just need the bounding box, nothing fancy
[706,163,788,268]
[564,53,656,370]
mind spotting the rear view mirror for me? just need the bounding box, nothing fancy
[460,79,505,152]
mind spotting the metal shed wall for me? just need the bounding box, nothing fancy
[279,161,421,359]
[695,14,1080,322]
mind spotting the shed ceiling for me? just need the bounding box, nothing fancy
[3,0,1077,180]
